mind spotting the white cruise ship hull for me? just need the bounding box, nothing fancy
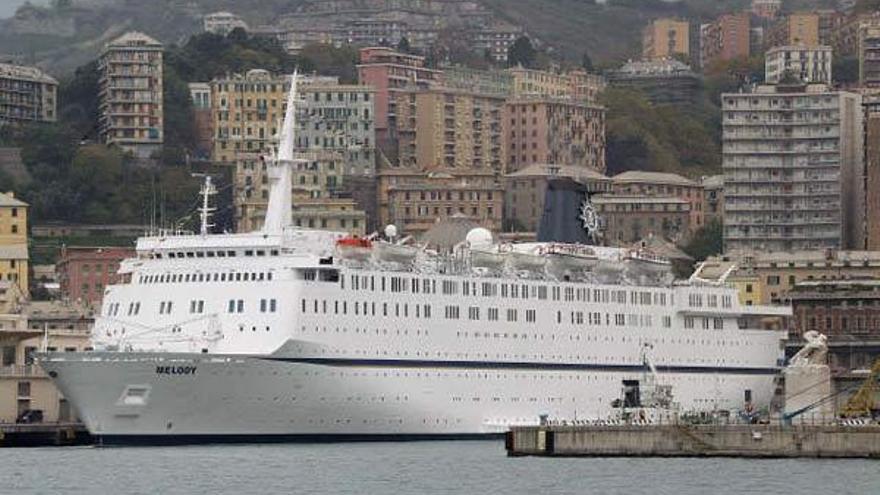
[40,346,781,444]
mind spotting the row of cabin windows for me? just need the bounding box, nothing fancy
[106,298,278,317]
[684,317,725,330]
[688,294,733,309]
[139,271,274,284]
[228,298,278,314]
[342,274,680,307]
[149,249,280,260]
[302,299,433,319]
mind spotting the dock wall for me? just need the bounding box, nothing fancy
[507,425,880,458]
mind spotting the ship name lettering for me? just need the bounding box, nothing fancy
[155,366,197,376]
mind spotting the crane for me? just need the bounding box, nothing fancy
[840,358,880,419]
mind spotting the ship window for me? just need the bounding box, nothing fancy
[256,250,265,256]
[684,317,695,329]
[168,253,176,259]
[187,252,195,258]
[196,251,205,258]
[267,272,273,281]
[217,251,226,257]
[235,273,242,281]
[261,299,267,312]
[237,300,244,313]
[230,300,237,313]
[506,309,517,322]
[270,299,277,312]
[227,251,236,257]
[271,250,279,256]
[245,250,254,256]
[207,251,215,257]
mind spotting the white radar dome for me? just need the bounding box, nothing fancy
[384,224,398,239]
[465,227,493,248]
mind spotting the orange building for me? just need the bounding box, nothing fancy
[56,246,134,309]
[700,12,751,69]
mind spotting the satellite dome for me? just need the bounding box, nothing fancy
[466,227,493,248]
[384,224,398,239]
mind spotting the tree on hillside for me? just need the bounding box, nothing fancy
[507,36,536,68]
[581,51,594,72]
[855,0,880,13]
[397,37,411,54]
[682,220,723,262]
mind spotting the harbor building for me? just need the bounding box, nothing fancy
[0,192,28,297]
[606,59,701,106]
[504,97,606,174]
[98,31,164,158]
[0,63,57,126]
[765,45,832,85]
[0,300,93,424]
[642,18,690,60]
[700,12,751,69]
[56,246,135,310]
[503,163,612,233]
[611,171,705,231]
[721,84,864,253]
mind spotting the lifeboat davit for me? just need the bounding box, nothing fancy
[624,248,671,276]
[373,241,418,264]
[543,243,598,279]
[336,236,372,261]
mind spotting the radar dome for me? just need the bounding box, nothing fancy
[465,227,493,248]
[384,224,398,239]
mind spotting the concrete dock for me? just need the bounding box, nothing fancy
[0,422,92,447]
[507,424,880,458]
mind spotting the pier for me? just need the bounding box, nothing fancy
[506,424,880,458]
[0,422,91,447]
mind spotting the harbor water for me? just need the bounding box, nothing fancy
[1,440,878,494]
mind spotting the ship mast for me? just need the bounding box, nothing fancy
[196,175,217,236]
[262,70,298,234]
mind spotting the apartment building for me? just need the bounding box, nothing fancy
[752,0,782,20]
[865,95,880,250]
[0,192,27,297]
[203,11,248,35]
[859,22,880,89]
[356,47,442,144]
[592,195,691,245]
[56,246,134,309]
[765,45,832,85]
[722,84,864,253]
[98,31,164,158]
[0,63,57,126]
[766,12,820,48]
[210,70,375,231]
[504,97,606,174]
[700,12,751,69]
[642,18,690,60]
[611,171,705,231]
[702,175,724,225]
[394,86,506,173]
[508,67,605,104]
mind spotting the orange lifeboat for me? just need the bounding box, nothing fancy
[335,236,373,261]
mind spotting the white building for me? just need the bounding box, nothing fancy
[203,12,248,35]
[722,84,864,253]
[765,45,832,85]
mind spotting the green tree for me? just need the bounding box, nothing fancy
[581,51,594,72]
[397,36,411,54]
[507,36,536,68]
[682,220,723,262]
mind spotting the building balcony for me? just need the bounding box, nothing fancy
[0,364,45,378]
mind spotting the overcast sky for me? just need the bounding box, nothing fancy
[0,0,49,19]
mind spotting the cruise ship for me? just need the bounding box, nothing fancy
[39,74,789,444]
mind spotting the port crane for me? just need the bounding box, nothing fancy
[840,358,880,419]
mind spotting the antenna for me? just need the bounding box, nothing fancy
[193,174,217,236]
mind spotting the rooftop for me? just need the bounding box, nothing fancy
[505,163,610,182]
[702,174,724,189]
[0,63,57,85]
[106,31,162,50]
[612,171,698,187]
[611,58,697,78]
[0,192,27,208]
[592,194,689,205]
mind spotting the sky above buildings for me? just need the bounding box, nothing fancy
[0,0,48,18]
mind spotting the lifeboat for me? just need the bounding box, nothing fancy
[508,248,546,273]
[470,247,507,270]
[624,248,671,276]
[335,236,372,261]
[543,243,598,279]
[373,241,419,264]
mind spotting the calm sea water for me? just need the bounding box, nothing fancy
[1,440,878,494]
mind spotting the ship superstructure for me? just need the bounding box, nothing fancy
[39,74,789,443]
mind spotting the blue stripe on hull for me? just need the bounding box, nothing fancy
[260,357,781,375]
[95,433,503,446]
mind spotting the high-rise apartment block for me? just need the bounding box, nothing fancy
[642,18,690,60]
[859,23,880,89]
[98,31,164,158]
[767,12,820,48]
[722,84,864,253]
[0,63,57,126]
[394,87,505,172]
[864,95,880,250]
[700,13,751,69]
[765,45,833,85]
[356,47,442,145]
[504,97,605,174]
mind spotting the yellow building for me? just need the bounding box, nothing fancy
[292,198,367,236]
[508,67,605,104]
[703,250,880,306]
[642,18,690,60]
[0,192,28,296]
[394,87,506,173]
[0,300,94,423]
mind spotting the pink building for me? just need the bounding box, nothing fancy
[503,98,606,174]
[356,47,442,145]
[56,246,134,309]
